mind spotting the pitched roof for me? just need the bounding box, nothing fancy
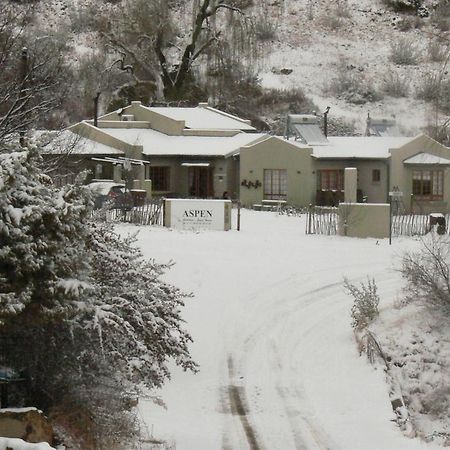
[403,152,450,165]
[40,130,125,155]
[142,105,256,131]
[96,127,266,157]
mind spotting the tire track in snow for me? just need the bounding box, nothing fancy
[225,270,397,450]
[227,355,264,450]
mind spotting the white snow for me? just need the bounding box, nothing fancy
[314,136,413,158]
[0,407,41,414]
[97,128,266,157]
[403,152,450,165]
[117,209,443,450]
[0,438,55,450]
[143,105,256,131]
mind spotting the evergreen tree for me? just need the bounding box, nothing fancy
[0,145,196,447]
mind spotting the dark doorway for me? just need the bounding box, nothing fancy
[188,167,214,198]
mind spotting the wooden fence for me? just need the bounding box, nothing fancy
[392,214,450,236]
[92,199,164,226]
[305,206,338,235]
[306,207,450,237]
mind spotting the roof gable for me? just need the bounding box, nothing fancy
[403,152,450,165]
[143,105,256,131]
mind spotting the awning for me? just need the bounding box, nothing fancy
[91,156,150,165]
[403,152,450,165]
[181,162,210,167]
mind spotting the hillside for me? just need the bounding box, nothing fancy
[9,0,450,135]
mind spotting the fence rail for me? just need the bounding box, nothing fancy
[92,199,164,226]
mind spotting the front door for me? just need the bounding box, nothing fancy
[188,167,214,198]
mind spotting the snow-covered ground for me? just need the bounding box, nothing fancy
[119,209,443,450]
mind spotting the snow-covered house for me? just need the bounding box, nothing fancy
[46,101,265,198]
[240,118,450,214]
[50,104,450,213]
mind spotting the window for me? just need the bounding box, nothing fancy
[264,169,287,200]
[412,169,443,200]
[149,166,170,191]
[317,170,344,191]
[372,169,381,183]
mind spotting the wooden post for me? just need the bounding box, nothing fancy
[1,383,8,408]
[389,195,392,245]
[237,201,241,231]
[307,203,312,234]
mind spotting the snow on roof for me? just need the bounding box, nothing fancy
[311,136,413,159]
[100,128,266,157]
[41,130,124,156]
[142,105,256,131]
[403,152,450,165]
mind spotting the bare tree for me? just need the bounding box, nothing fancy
[0,5,69,142]
[103,0,256,102]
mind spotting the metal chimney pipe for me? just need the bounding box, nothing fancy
[323,106,330,138]
[94,92,100,127]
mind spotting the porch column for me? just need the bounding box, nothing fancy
[344,167,357,203]
[113,164,122,183]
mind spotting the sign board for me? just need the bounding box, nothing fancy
[389,191,403,197]
[164,199,232,231]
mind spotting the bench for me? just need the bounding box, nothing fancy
[261,199,287,212]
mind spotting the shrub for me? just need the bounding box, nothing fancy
[401,235,450,312]
[431,2,450,31]
[427,39,447,62]
[390,37,421,65]
[344,277,380,330]
[327,64,383,104]
[416,71,441,102]
[382,71,410,97]
[416,72,450,113]
[382,0,423,13]
[253,13,278,41]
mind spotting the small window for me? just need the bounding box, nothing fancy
[149,167,170,191]
[372,169,381,183]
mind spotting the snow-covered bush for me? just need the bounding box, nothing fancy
[0,147,196,448]
[390,37,421,65]
[344,277,380,330]
[382,71,410,97]
[401,234,450,312]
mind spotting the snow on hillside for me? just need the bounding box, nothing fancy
[25,0,447,135]
[258,0,443,133]
[119,210,445,450]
